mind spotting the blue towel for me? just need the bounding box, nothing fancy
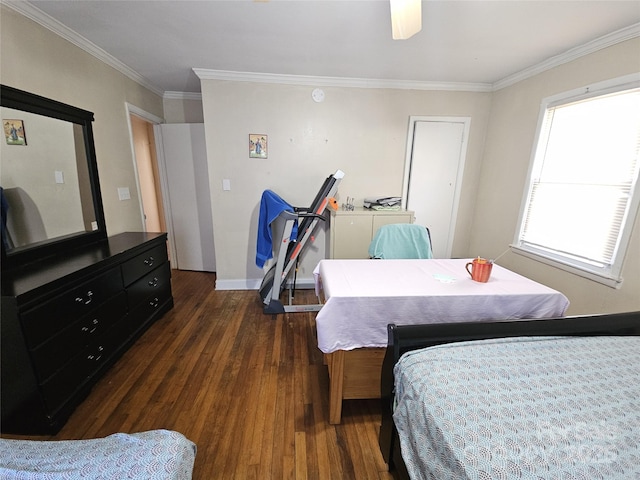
[368,223,433,259]
[256,190,298,268]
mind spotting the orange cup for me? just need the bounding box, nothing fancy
[466,257,493,283]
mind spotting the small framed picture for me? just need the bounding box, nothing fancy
[4,119,27,146]
[249,134,267,159]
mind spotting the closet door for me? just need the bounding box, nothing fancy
[156,124,215,272]
[403,118,469,258]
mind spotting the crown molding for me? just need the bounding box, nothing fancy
[163,91,203,101]
[193,68,493,92]
[2,0,164,97]
[493,22,640,91]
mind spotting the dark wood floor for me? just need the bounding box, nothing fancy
[7,269,394,479]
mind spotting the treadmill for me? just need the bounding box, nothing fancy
[258,169,344,314]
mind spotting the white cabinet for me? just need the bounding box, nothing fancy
[327,208,414,259]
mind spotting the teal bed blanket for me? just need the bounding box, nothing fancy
[393,336,640,480]
[0,429,196,479]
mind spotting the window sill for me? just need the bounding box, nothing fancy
[511,245,623,289]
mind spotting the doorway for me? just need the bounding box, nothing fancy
[129,114,165,233]
[401,116,470,258]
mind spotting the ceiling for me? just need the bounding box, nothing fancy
[13,0,640,95]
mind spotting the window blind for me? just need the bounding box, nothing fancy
[519,88,640,273]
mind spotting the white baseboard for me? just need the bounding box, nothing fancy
[215,276,316,291]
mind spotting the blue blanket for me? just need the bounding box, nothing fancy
[256,190,298,268]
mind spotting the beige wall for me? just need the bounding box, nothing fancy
[200,80,492,287]
[0,6,164,235]
[202,40,639,308]
[471,37,640,315]
[163,97,204,123]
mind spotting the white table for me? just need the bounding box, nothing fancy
[314,258,570,423]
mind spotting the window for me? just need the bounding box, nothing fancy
[514,76,640,287]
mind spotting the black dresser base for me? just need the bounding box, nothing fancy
[1,232,174,435]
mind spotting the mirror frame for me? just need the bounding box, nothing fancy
[1,85,107,270]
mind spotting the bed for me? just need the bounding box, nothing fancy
[0,429,196,479]
[314,258,570,423]
[378,311,640,480]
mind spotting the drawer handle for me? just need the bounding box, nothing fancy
[149,297,160,308]
[87,345,104,362]
[148,277,159,287]
[81,318,99,334]
[144,256,155,267]
[75,290,94,305]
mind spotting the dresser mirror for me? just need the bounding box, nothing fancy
[1,85,107,270]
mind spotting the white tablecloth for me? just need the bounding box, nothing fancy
[314,258,570,353]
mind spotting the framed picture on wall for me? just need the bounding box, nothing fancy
[3,119,27,145]
[249,134,267,158]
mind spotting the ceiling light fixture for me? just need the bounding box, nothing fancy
[390,0,422,40]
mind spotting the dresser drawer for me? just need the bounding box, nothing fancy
[29,292,128,383]
[126,262,171,309]
[40,337,116,415]
[121,243,168,287]
[20,268,123,349]
[127,281,172,336]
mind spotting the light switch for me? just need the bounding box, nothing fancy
[222,179,231,191]
[117,187,131,200]
[55,170,64,184]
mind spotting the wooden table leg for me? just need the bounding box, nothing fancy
[327,350,344,424]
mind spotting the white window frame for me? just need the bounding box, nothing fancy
[513,74,640,288]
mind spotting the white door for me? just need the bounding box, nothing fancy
[155,124,216,272]
[402,117,470,258]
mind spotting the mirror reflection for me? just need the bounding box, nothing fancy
[1,107,97,253]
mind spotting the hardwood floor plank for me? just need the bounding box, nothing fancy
[2,270,394,479]
[294,431,308,480]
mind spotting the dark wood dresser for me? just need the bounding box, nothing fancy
[1,232,173,434]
